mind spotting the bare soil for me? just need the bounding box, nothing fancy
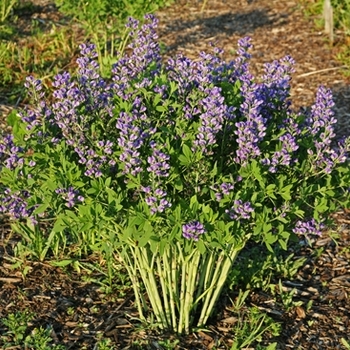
[1,0,350,349]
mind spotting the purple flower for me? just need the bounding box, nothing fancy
[233,54,295,166]
[24,76,45,102]
[193,86,229,154]
[182,221,206,241]
[234,74,265,165]
[262,132,299,173]
[211,182,235,202]
[0,188,36,221]
[0,133,24,170]
[227,36,253,82]
[47,43,115,178]
[260,55,295,110]
[292,219,324,236]
[225,200,254,221]
[304,86,349,173]
[147,141,170,177]
[112,15,161,99]
[141,185,171,214]
[55,187,84,208]
[116,109,151,176]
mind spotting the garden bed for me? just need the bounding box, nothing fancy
[0,0,350,349]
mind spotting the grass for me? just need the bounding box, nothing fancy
[297,0,350,75]
[0,0,171,106]
[0,310,111,349]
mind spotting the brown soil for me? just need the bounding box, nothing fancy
[1,0,350,349]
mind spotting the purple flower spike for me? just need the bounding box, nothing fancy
[225,200,254,221]
[292,219,324,236]
[147,142,170,178]
[0,188,36,222]
[182,221,206,241]
[55,187,84,208]
[305,86,349,173]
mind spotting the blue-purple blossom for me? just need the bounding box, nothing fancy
[292,219,324,236]
[0,133,24,170]
[49,43,115,178]
[225,200,254,220]
[0,188,36,223]
[112,15,161,99]
[193,86,230,154]
[226,37,253,82]
[234,73,265,165]
[262,132,299,172]
[233,53,295,166]
[260,56,295,111]
[305,86,349,173]
[167,44,227,99]
[182,221,206,241]
[167,55,206,97]
[211,182,235,201]
[116,105,153,176]
[24,76,45,100]
[141,141,172,214]
[141,186,172,214]
[55,187,84,208]
[147,141,170,177]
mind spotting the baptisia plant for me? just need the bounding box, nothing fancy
[1,14,350,334]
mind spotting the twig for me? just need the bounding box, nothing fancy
[297,66,348,78]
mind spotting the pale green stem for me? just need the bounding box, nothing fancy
[144,248,169,328]
[135,247,166,327]
[198,245,240,326]
[197,250,225,326]
[163,246,177,331]
[203,250,215,290]
[192,251,211,312]
[185,249,201,333]
[157,255,171,328]
[120,246,146,321]
[177,242,187,334]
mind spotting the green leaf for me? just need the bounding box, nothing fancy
[265,343,277,350]
[279,184,293,200]
[52,218,67,233]
[156,105,166,112]
[44,179,57,191]
[105,177,111,188]
[86,187,98,195]
[106,187,118,205]
[278,239,287,250]
[190,194,198,210]
[266,184,277,199]
[263,222,272,233]
[251,160,264,187]
[277,215,288,224]
[178,154,190,166]
[264,231,277,245]
[153,93,161,106]
[50,259,75,267]
[315,197,328,213]
[265,241,274,253]
[182,143,192,160]
[197,240,206,254]
[6,109,20,128]
[33,203,49,215]
[173,177,183,191]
